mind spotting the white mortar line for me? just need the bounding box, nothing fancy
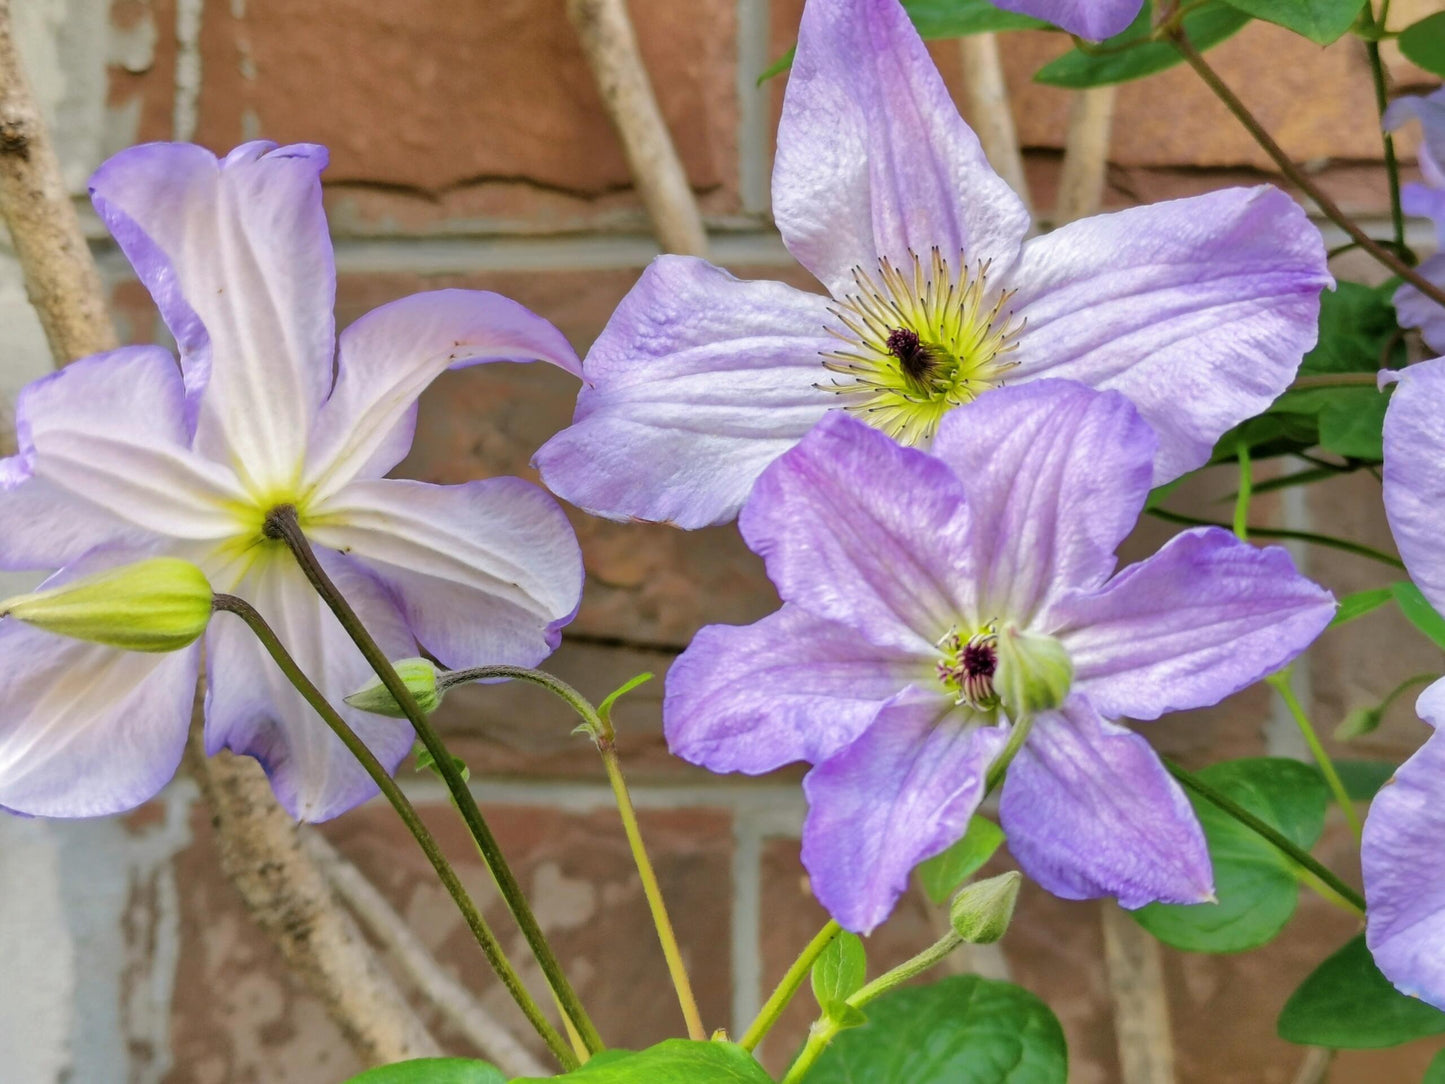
[172,0,204,142]
[399,776,807,820]
[730,812,765,1042]
[735,0,772,216]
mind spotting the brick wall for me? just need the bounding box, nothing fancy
[2,1,1443,1082]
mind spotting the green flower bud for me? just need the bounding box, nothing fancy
[0,557,213,652]
[344,658,442,717]
[949,870,1022,944]
[994,626,1073,720]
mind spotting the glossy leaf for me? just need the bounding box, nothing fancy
[1034,2,1250,88]
[917,816,1006,905]
[1219,0,1365,44]
[342,1059,505,1084]
[1279,935,1445,1048]
[1401,12,1445,78]
[1329,587,1393,629]
[1392,581,1445,652]
[514,1041,772,1083]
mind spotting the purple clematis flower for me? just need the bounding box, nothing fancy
[534,0,1329,530]
[664,381,1335,933]
[989,0,1141,39]
[1384,89,1445,352]
[0,141,584,822]
[1365,355,1445,1007]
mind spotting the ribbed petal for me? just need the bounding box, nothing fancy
[1384,89,1445,188]
[1392,254,1445,355]
[987,0,1141,38]
[1006,187,1330,482]
[773,0,1028,297]
[1383,357,1445,614]
[534,257,837,528]
[1000,699,1213,908]
[306,477,582,670]
[89,141,335,492]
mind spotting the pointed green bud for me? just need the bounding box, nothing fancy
[949,870,1022,944]
[1,557,213,652]
[994,626,1073,720]
[1335,704,1384,741]
[344,658,442,717]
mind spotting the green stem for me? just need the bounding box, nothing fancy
[1164,758,1366,915]
[1147,507,1406,569]
[1233,441,1252,541]
[1364,1,1406,253]
[1378,672,1439,716]
[264,508,605,1056]
[1266,669,1363,841]
[211,595,577,1070]
[739,921,842,1052]
[985,712,1035,794]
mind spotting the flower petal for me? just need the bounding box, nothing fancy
[988,0,1142,39]
[664,605,922,775]
[0,348,248,570]
[1392,255,1445,355]
[803,689,1006,933]
[1006,187,1330,482]
[773,0,1029,296]
[1383,356,1445,613]
[1384,89,1445,188]
[0,619,199,817]
[204,548,416,822]
[89,142,335,492]
[306,477,582,670]
[1363,713,1445,1010]
[930,380,1156,627]
[740,410,975,653]
[534,257,838,528]
[1057,527,1334,720]
[1000,698,1213,908]
[306,289,582,500]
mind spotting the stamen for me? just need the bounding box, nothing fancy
[935,625,1001,711]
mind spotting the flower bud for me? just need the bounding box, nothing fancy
[344,658,442,717]
[949,870,1022,944]
[994,626,1073,720]
[0,557,213,652]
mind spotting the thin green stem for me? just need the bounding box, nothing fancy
[1233,441,1252,541]
[1289,372,1384,391]
[985,712,1035,794]
[1164,758,1366,915]
[1147,507,1406,569]
[1378,672,1439,716]
[264,508,605,1056]
[739,921,842,1052]
[1364,1,1406,252]
[211,595,577,1070]
[1267,669,1363,841]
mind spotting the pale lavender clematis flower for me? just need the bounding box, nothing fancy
[989,0,1140,39]
[535,0,1329,530]
[1365,355,1445,1007]
[664,381,1335,933]
[0,141,584,821]
[1384,89,1445,351]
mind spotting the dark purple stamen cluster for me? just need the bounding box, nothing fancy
[885,327,937,384]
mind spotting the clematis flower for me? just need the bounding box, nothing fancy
[1365,355,1445,1007]
[535,0,1329,530]
[1384,89,1445,352]
[988,0,1140,39]
[664,381,1335,933]
[0,141,583,821]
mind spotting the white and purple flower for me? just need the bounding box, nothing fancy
[664,381,1335,933]
[1384,88,1445,352]
[535,0,1330,530]
[0,141,584,822]
[990,0,1141,39]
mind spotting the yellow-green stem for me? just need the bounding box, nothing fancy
[739,921,842,1052]
[1267,669,1363,840]
[1233,441,1252,541]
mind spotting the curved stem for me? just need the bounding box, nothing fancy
[1233,440,1252,541]
[1169,28,1441,307]
[211,595,577,1070]
[739,921,842,1053]
[1266,669,1363,841]
[1163,758,1366,915]
[264,508,605,1056]
[1147,507,1406,569]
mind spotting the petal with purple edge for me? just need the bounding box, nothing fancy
[802,689,1006,934]
[1000,698,1213,909]
[1363,714,1445,1011]
[1384,89,1445,188]
[773,0,1029,297]
[1383,356,1445,615]
[987,0,1142,39]
[1057,527,1335,721]
[741,411,976,654]
[89,141,335,491]
[306,289,582,499]
[1392,255,1445,355]
[664,605,923,776]
[306,477,582,671]
[0,619,200,818]
[534,257,838,529]
[1006,187,1330,483]
[204,548,416,822]
[930,380,1155,627]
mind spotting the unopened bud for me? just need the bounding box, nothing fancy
[345,658,442,717]
[995,627,1073,720]
[1335,704,1384,741]
[949,870,1022,944]
[1,557,212,652]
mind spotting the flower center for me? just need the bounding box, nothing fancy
[936,626,1000,711]
[819,249,1023,446]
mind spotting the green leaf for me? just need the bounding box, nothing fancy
[1329,587,1394,629]
[598,671,654,729]
[1318,390,1388,460]
[1133,758,1329,953]
[756,45,795,84]
[1401,12,1445,78]
[341,1059,505,1084]
[415,745,470,783]
[917,816,1006,904]
[1301,281,1403,377]
[1426,1047,1445,1083]
[805,975,1067,1083]
[514,1041,773,1083]
[903,0,1047,36]
[1034,2,1250,89]
[1279,934,1445,1047]
[1392,581,1445,652]
[1218,0,1365,44]
[812,931,868,1009]
[1322,759,1396,801]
